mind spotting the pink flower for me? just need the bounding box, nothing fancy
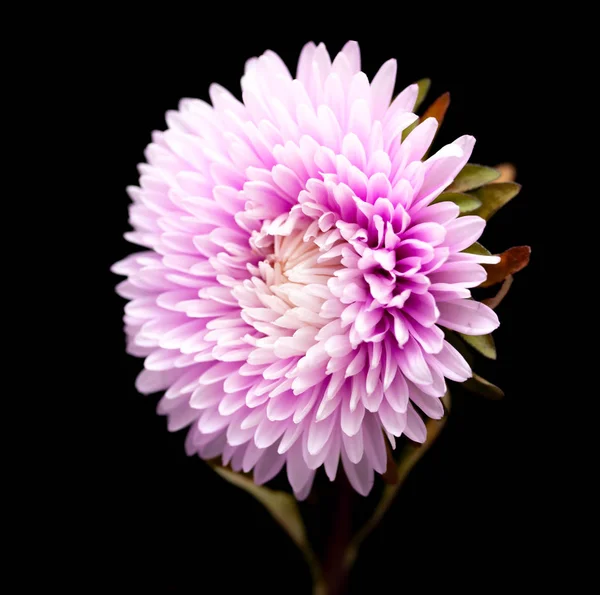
[112,41,500,498]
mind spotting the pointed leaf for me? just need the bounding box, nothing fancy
[463,373,504,399]
[213,465,307,548]
[432,192,482,213]
[345,392,451,569]
[402,119,419,141]
[446,164,500,193]
[210,464,322,584]
[414,78,431,111]
[460,333,497,360]
[421,92,450,127]
[463,242,492,257]
[482,246,531,287]
[471,182,521,221]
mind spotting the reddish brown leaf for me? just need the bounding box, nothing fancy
[421,92,450,127]
[482,246,531,287]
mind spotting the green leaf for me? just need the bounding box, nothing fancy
[463,242,492,256]
[432,192,482,213]
[345,392,451,569]
[471,182,522,221]
[446,164,500,193]
[401,119,419,142]
[463,373,504,399]
[211,464,322,584]
[414,78,431,111]
[460,333,497,360]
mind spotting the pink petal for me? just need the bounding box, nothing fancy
[307,412,338,455]
[254,445,286,485]
[437,300,499,335]
[277,422,303,454]
[286,440,315,497]
[294,472,316,500]
[198,361,240,385]
[362,413,387,474]
[404,404,427,443]
[411,201,460,226]
[198,432,227,459]
[342,426,364,463]
[431,341,472,382]
[384,372,409,413]
[341,396,365,436]
[384,84,418,123]
[410,385,445,419]
[443,216,485,252]
[254,418,287,448]
[429,261,487,288]
[242,440,264,473]
[226,412,256,446]
[166,404,199,432]
[197,407,230,433]
[341,450,374,496]
[370,59,397,119]
[135,368,180,395]
[403,291,440,328]
[378,399,407,436]
[362,378,384,412]
[404,318,445,355]
[218,390,247,416]
[266,392,297,421]
[341,40,361,73]
[395,338,433,385]
[414,135,475,208]
[190,384,223,410]
[394,117,438,179]
[324,439,340,481]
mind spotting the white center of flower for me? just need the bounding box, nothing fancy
[235,217,348,338]
[266,230,341,288]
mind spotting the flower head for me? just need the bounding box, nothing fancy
[113,41,499,498]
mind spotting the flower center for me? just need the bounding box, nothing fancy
[265,230,340,288]
[233,215,349,343]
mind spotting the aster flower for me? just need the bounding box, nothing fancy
[112,40,507,500]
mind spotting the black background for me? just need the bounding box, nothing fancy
[72,20,559,593]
